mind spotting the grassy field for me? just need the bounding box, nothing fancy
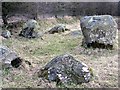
[2,16,119,88]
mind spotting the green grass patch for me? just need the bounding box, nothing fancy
[32,35,79,56]
[56,17,78,24]
[2,39,13,47]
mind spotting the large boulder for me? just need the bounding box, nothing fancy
[38,54,93,86]
[19,19,39,38]
[47,24,69,34]
[0,45,22,68]
[80,15,118,49]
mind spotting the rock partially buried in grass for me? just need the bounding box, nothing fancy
[0,45,22,68]
[47,24,70,34]
[80,15,118,49]
[38,54,93,87]
[0,45,32,70]
[19,19,40,38]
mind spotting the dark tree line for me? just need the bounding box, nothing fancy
[2,2,119,25]
[118,1,120,16]
[2,2,38,25]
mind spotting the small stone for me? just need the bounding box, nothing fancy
[47,24,69,34]
[1,30,11,38]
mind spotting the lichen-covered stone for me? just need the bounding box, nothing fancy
[80,15,118,48]
[48,24,69,34]
[19,19,39,38]
[38,54,93,86]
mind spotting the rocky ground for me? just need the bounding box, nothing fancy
[1,16,119,88]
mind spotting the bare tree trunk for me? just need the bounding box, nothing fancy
[2,15,8,25]
[2,2,8,25]
[33,3,39,20]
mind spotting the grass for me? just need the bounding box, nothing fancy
[2,38,13,47]
[31,35,79,56]
[2,68,10,76]
[36,16,79,32]
[1,16,119,88]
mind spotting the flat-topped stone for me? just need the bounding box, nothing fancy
[80,15,118,49]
